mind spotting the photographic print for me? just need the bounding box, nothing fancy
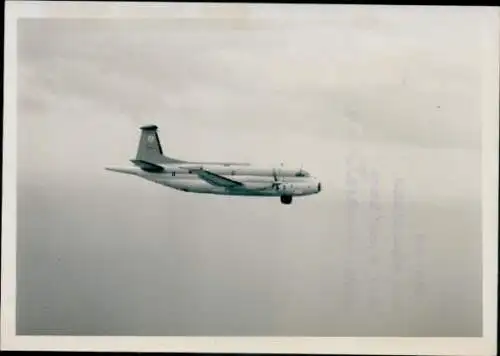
[1,2,498,355]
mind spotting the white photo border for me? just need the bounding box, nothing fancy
[1,2,498,355]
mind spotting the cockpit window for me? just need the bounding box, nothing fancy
[295,170,310,177]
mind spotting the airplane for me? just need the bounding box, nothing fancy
[105,125,322,205]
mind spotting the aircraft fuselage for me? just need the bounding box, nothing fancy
[106,165,321,197]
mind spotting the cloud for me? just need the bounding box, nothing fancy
[18,9,488,150]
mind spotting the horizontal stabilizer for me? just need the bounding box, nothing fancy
[130,159,165,172]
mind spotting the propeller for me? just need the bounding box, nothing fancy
[271,167,284,190]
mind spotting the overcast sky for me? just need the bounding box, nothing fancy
[15,5,496,336]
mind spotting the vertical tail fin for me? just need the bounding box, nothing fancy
[134,125,183,164]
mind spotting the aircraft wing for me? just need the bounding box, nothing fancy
[190,168,244,189]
